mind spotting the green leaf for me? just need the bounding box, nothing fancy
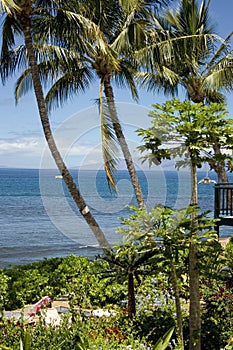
[153,326,175,350]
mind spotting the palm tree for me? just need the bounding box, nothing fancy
[101,241,159,318]
[0,0,110,249]
[11,0,175,208]
[9,0,146,207]
[138,0,233,182]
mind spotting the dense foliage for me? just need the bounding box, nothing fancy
[0,239,233,349]
[0,256,125,311]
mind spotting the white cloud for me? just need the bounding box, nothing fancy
[58,143,102,157]
[0,136,46,168]
[0,138,39,152]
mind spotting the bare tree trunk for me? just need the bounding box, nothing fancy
[170,250,184,349]
[21,12,110,249]
[103,78,145,209]
[189,241,201,350]
[189,160,201,350]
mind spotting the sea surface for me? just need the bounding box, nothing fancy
[0,168,232,267]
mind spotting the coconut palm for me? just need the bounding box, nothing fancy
[141,0,233,103]
[163,0,233,183]
[10,0,150,207]
[138,0,233,182]
[0,0,110,249]
[11,0,175,208]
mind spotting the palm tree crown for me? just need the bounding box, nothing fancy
[142,0,233,103]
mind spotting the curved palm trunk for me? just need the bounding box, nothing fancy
[21,13,110,249]
[103,78,145,208]
[189,159,201,350]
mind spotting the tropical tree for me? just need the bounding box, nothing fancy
[138,0,233,182]
[0,0,110,249]
[9,0,144,206]
[138,99,233,350]
[116,204,219,349]
[116,205,188,347]
[101,237,159,318]
[11,0,177,207]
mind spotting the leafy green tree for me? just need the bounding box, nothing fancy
[138,99,233,350]
[117,205,188,346]
[0,0,110,248]
[138,99,233,197]
[51,255,125,308]
[116,205,217,349]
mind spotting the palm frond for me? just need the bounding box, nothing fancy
[45,67,94,111]
[111,0,150,52]
[1,13,21,51]
[0,0,20,13]
[33,43,85,69]
[0,45,26,82]
[111,21,140,53]
[136,68,179,96]
[204,89,225,104]
[204,63,233,92]
[206,31,233,69]
[172,0,213,35]
[15,68,32,102]
[161,0,219,67]
[119,0,139,13]
[135,33,219,68]
[113,60,139,101]
[59,10,108,51]
[133,246,160,269]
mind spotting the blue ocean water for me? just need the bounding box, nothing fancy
[0,168,232,267]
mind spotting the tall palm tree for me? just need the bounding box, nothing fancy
[0,0,110,249]
[12,0,175,208]
[138,0,233,182]
[11,0,150,207]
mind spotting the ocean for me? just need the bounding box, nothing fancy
[0,168,232,267]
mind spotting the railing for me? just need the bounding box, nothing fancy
[214,183,233,218]
[214,183,233,235]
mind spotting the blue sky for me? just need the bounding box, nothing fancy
[0,0,233,169]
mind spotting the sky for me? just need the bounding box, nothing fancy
[0,0,233,169]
